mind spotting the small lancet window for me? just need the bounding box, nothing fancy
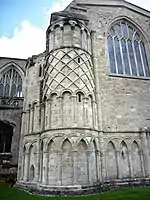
[78,57,81,64]
[77,93,83,102]
[107,19,150,77]
[39,65,42,77]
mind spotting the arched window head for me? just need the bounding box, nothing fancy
[107,19,150,77]
[0,68,23,98]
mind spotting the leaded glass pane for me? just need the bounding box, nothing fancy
[17,85,22,97]
[134,40,144,76]
[140,42,150,77]
[6,75,10,84]
[109,28,115,37]
[11,84,16,97]
[18,77,22,84]
[122,23,128,38]
[114,37,123,74]
[128,26,134,40]
[128,40,137,76]
[114,23,122,37]
[0,84,3,96]
[4,84,9,97]
[121,39,130,75]
[107,36,116,73]
[135,32,140,42]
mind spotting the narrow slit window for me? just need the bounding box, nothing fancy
[78,57,81,63]
[78,93,82,102]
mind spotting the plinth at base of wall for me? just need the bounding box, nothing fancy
[15,178,150,196]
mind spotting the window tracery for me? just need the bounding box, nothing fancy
[0,68,23,98]
[107,20,150,77]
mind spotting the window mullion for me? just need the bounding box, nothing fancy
[126,39,132,75]
[3,75,7,97]
[120,22,126,75]
[119,38,125,75]
[139,41,146,77]
[15,73,18,97]
[9,69,14,97]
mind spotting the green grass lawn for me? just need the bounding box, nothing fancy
[0,182,150,200]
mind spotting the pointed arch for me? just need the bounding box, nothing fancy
[131,141,142,177]
[62,91,72,127]
[48,139,55,152]
[29,165,35,181]
[119,141,130,179]
[50,93,58,128]
[89,139,98,183]
[28,144,37,181]
[0,62,25,78]
[76,139,88,185]
[47,140,57,186]
[106,141,118,180]
[61,139,73,186]
[107,18,150,77]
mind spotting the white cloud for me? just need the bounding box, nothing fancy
[0,21,45,59]
[46,0,72,15]
[0,0,150,59]
[0,0,72,59]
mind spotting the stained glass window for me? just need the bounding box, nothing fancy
[107,20,150,77]
[0,68,23,97]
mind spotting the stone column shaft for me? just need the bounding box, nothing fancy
[71,96,77,126]
[139,150,145,177]
[87,151,90,184]
[141,132,150,176]
[83,97,89,127]
[45,101,48,129]
[49,100,52,129]
[20,153,25,180]
[24,153,29,181]
[100,150,106,181]
[43,152,49,185]
[29,108,33,133]
[95,150,99,181]
[128,150,133,178]
[73,151,78,185]
[36,105,40,132]
[58,97,63,127]
[116,150,121,179]
[26,110,29,133]
[36,135,40,182]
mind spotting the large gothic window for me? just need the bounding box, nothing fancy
[0,68,23,98]
[107,20,150,77]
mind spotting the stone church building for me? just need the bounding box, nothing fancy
[1,0,150,195]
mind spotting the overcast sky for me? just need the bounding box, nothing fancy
[0,0,150,58]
